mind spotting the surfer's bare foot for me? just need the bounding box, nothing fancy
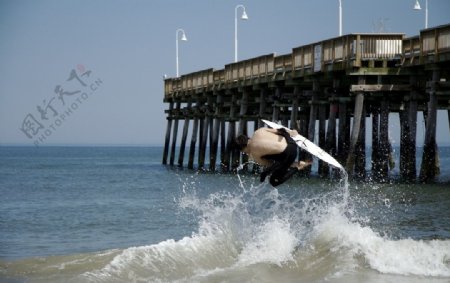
[292,160,312,170]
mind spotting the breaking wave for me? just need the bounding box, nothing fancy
[80,172,450,282]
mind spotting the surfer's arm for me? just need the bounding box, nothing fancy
[266,127,298,138]
[261,128,280,136]
[262,127,297,137]
[275,128,298,145]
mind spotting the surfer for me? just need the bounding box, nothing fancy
[235,127,312,187]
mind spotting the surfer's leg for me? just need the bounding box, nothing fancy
[259,160,281,182]
[259,152,285,182]
[269,167,298,187]
[268,143,298,186]
[291,160,313,170]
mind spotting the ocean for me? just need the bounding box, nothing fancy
[0,146,449,283]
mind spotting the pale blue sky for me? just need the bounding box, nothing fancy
[1,0,449,146]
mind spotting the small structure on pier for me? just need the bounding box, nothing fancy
[163,24,450,182]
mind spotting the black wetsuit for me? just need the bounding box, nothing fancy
[259,128,298,187]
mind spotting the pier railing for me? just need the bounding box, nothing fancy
[165,33,408,99]
[402,24,450,66]
[165,25,450,99]
[225,54,275,82]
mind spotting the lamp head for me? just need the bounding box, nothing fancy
[241,10,249,20]
[181,33,187,41]
[413,0,421,10]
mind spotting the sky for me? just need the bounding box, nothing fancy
[1,0,449,146]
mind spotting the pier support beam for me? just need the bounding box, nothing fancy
[355,103,366,179]
[238,89,249,135]
[337,98,349,165]
[223,124,233,172]
[188,99,200,169]
[371,93,393,182]
[209,92,223,171]
[400,76,418,181]
[224,92,238,171]
[371,105,381,180]
[318,103,327,176]
[298,113,309,165]
[178,101,191,167]
[258,88,267,128]
[378,97,390,181]
[290,86,300,130]
[198,94,213,170]
[169,102,181,166]
[272,87,282,122]
[346,76,365,176]
[238,89,249,169]
[325,89,338,176]
[197,118,205,168]
[162,102,173,165]
[420,70,440,182]
[306,82,319,175]
[231,93,240,170]
[220,118,226,169]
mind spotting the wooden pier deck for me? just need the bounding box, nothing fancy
[162,24,450,182]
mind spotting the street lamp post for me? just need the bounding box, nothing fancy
[414,0,428,29]
[235,4,248,62]
[338,0,342,36]
[176,28,187,77]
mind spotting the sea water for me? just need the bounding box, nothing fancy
[0,146,449,283]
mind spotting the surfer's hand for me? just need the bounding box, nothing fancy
[290,129,298,137]
[276,128,298,137]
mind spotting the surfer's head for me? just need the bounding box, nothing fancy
[235,134,249,151]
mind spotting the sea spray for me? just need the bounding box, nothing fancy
[76,169,450,281]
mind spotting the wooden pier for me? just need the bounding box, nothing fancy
[163,24,450,182]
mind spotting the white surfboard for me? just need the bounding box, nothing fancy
[261,119,345,171]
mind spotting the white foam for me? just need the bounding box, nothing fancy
[83,177,450,282]
[82,231,238,282]
[237,216,297,267]
[316,211,450,277]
